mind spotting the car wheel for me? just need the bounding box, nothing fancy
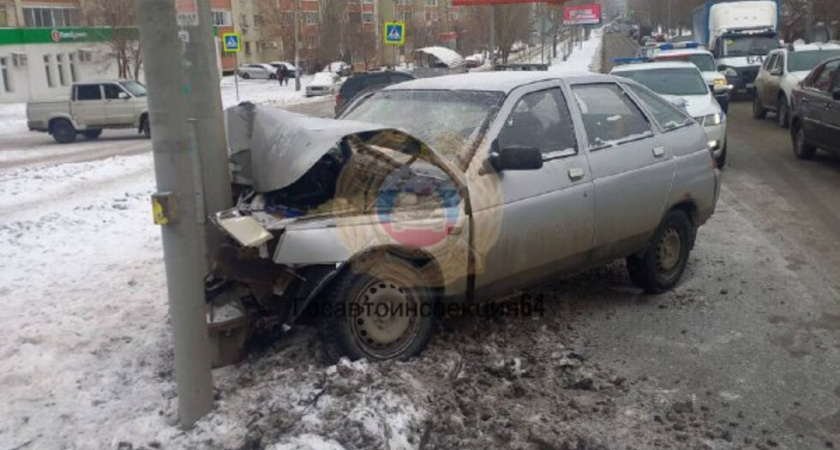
[627,209,693,294]
[792,124,816,160]
[715,140,727,169]
[241,72,251,80]
[51,119,77,144]
[778,96,790,128]
[319,253,436,363]
[269,73,277,80]
[141,116,151,139]
[83,129,102,140]
[753,95,767,119]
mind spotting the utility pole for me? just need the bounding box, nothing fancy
[489,5,496,69]
[138,0,214,428]
[667,0,672,38]
[295,0,301,91]
[185,0,232,268]
[805,0,815,43]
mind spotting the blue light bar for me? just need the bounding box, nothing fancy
[613,57,652,65]
[658,43,675,50]
[684,42,700,48]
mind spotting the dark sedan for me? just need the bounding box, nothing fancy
[790,56,840,160]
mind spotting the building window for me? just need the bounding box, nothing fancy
[57,54,67,86]
[282,12,295,25]
[399,11,412,21]
[0,57,11,93]
[254,15,264,28]
[362,12,374,23]
[23,7,79,28]
[398,0,411,5]
[244,41,251,55]
[68,53,78,82]
[426,0,437,6]
[303,12,319,24]
[426,11,438,21]
[212,10,232,26]
[363,0,374,3]
[44,55,55,88]
[0,5,9,27]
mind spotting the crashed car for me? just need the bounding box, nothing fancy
[210,72,721,363]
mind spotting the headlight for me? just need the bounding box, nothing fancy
[724,67,738,78]
[698,113,723,126]
[714,78,727,86]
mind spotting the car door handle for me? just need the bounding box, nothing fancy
[568,168,585,181]
[653,147,665,157]
[802,97,810,103]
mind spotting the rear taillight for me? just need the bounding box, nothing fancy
[335,94,342,105]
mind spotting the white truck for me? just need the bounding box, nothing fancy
[692,0,782,96]
[26,80,150,144]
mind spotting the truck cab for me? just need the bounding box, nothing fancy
[712,30,780,96]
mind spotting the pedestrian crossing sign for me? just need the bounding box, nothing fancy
[222,32,241,53]
[384,21,405,46]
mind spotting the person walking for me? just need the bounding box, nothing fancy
[276,65,286,86]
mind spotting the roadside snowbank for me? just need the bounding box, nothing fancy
[549,28,603,74]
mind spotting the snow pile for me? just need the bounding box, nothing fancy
[220,75,326,109]
[0,102,26,136]
[549,28,604,74]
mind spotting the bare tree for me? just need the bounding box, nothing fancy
[461,4,532,63]
[82,0,142,79]
[345,22,378,70]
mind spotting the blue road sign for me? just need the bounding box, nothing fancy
[384,21,405,46]
[222,32,241,53]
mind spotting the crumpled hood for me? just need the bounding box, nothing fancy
[226,103,392,193]
[680,94,721,118]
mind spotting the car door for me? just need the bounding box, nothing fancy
[822,69,840,153]
[757,54,777,107]
[802,59,840,148]
[569,81,675,263]
[72,84,106,127]
[472,83,595,297]
[103,83,135,126]
[765,54,784,107]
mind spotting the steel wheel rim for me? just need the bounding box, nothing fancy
[350,278,420,359]
[656,227,682,278]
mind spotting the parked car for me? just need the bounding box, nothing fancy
[611,61,729,168]
[269,61,298,78]
[237,63,277,80]
[323,61,352,77]
[213,72,720,363]
[753,43,840,128]
[790,56,840,160]
[26,80,149,144]
[306,72,340,97]
[465,54,485,69]
[651,43,732,112]
[334,71,415,116]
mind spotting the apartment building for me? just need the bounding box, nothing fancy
[0,0,236,103]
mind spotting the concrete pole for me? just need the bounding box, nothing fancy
[137,0,214,428]
[185,0,233,268]
[805,0,815,43]
[295,0,301,91]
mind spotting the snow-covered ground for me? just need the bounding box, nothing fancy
[0,33,605,450]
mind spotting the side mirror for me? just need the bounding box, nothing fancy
[833,89,840,101]
[713,84,733,95]
[489,143,543,171]
[717,65,726,72]
[118,92,130,100]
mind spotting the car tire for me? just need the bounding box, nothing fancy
[83,129,102,140]
[627,209,694,294]
[269,73,277,80]
[715,140,727,169]
[319,253,436,363]
[51,119,77,144]
[141,116,151,139]
[753,95,767,119]
[778,95,790,129]
[241,72,251,80]
[792,123,816,160]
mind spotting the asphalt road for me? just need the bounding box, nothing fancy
[589,33,840,448]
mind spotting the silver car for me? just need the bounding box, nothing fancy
[237,63,276,80]
[212,72,721,363]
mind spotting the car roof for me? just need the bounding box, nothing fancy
[611,61,699,72]
[75,79,132,84]
[381,71,613,93]
[775,42,840,53]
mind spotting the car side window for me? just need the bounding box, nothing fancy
[497,88,577,156]
[774,54,785,72]
[76,84,102,101]
[103,84,124,100]
[764,55,777,71]
[813,60,840,92]
[571,83,652,149]
[625,84,692,132]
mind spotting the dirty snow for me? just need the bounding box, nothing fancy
[549,28,603,74]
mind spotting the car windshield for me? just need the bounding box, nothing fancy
[788,50,840,72]
[615,68,709,96]
[341,90,504,164]
[656,53,716,71]
[120,80,147,97]
[724,35,780,57]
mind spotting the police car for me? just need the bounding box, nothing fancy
[649,42,733,112]
[611,60,728,168]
